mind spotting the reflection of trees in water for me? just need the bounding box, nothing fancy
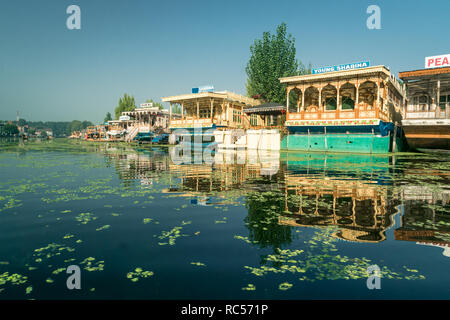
[244,190,292,250]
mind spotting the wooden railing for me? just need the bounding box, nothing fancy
[287,105,389,122]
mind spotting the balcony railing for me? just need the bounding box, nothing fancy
[286,106,389,122]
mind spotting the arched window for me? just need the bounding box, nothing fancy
[325,97,337,110]
[341,96,355,110]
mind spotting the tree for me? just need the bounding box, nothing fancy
[145,99,164,110]
[114,93,136,119]
[104,112,112,124]
[2,123,19,135]
[246,23,309,104]
[172,103,181,114]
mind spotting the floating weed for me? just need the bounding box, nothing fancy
[243,227,425,282]
[111,213,120,217]
[26,286,33,294]
[95,225,110,232]
[52,268,66,275]
[0,272,28,289]
[234,235,259,244]
[157,226,188,246]
[45,278,54,284]
[80,257,104,272]
[278,282,293,290]
[126,268,154,282]
[63,234,74,239]
[190,262,206,267]
[60,210,71,214]
[75,212,97,224]
[143,218,153,224]
[215,218,227,224]
[33,243,75,261]
[242,284,256,291]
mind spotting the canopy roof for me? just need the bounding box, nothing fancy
[399,67,450,80]
[243,102,285,115]
[161,91,259,107]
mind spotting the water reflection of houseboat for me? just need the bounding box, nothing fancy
[278,175,395,243]
[164,150,282,197]
[280,65,407,153]
[394,185,450,256]
[399,65,450,151]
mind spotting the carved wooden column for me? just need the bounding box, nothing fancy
[286,87,290,118]
[336,80,340,118]
[181,102,184,121]
[318,84,322,112]
[301,84,305,112]
[210,98,214,123]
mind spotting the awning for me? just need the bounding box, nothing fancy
[243,102,286,115]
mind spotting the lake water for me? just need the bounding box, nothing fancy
[0,139,449,299]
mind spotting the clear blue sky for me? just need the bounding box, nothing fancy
[1,0,449,123]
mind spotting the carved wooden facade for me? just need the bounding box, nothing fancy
[280,66,406,125]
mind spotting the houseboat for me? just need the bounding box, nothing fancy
[161,90,260,149]
[279,65,407,153]
[107,104,175,142]
[399,62,450,151]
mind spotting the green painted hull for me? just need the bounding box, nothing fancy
[281,134,395,154]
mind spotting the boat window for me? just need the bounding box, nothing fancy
[341,96,355,110]
[325,98,337,110]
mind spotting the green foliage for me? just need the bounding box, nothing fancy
[1,123,19,135]
[145,99,164,110]
[171,103,181,114]
[104,112,112,124]
[115,93,136,119]
[246,22,310,104]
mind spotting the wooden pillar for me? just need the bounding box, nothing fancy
[301,84,305,111]
[437,76,441,112]
[181,102,184,121]
[356,82,360,118]
[336,81,340,111]
[286,87,290,118]
[169,103,172,123]
[377,77,381,109]
[210,98,214,122]
[356,83,359,105]
[196,99,200,123]
[318,85,322,111]
[296,90,300,113]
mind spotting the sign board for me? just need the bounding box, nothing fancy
[192,85,214,93]
[425,54,450,69]
[140,102,153,108]
[312,61,370,74]
[119,115,130,121]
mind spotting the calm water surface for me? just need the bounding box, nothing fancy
[0,139,449,299]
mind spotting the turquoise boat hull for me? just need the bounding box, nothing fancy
[281,133,402,154]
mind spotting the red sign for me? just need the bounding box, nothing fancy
[425,54,450,69]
